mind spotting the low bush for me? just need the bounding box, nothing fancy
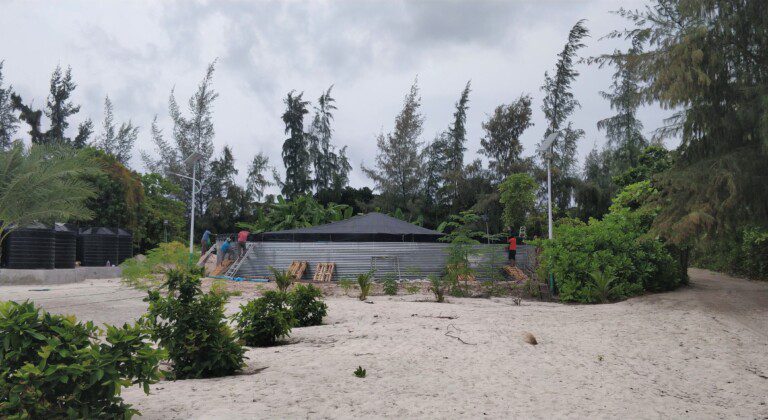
[382,276,398,295]
[741,226,768,280]
[357,270,375,301]
[235,291,295,346]
[0,301,164,418]
[145,268,245,379]
[289,284,327,327]
[404,283,421,294]
[338,278,356,296]
[120,241,190,289]
[429,275,446,303]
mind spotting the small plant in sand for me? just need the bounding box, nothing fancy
[357,270,375,301]
[145,268,245,379]
[339,278,355,296]
[382,275,398,296]
[429,274,446,303]
[288,284,328,327]
[235,290,295,346]
[404,283,421,294]
[354,366,367,378]
[270,266,294,292]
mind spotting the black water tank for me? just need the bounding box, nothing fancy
[79,227,118,266]
[116,228,133,264]
[54,223,77,269]
[2,223,55,269]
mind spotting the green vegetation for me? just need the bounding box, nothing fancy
[499,173,538,232]
[0,143,97,251]
[289,284,328,327]
[0,301,164,418]
[354,366,367,378]
[428,275,446,303]
[234,291,295,347]
[270,267,294,293]
[339,278,356,296]
[357,270,375,301]
[382,276,398,296]
[145,268,245,379]
[120,241,190,289]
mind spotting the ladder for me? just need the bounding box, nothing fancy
[224,243,255,278]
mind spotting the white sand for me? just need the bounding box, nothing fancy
[3,269,767,418]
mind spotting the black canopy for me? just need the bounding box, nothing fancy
[253,212,443,242]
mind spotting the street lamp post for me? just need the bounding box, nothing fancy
[171,152,205,257]
[537,132,559,240]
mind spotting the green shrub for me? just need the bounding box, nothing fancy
[586,270,619,303]
[357,270,375,301]
[741,226,768,280]
[145,268,245,379]
[269,267,294,292]
[339,278,356,296]
[382,276,398,295]
[0,301,164,418]
[120,241,190,289]
[538,205,680,303]
[404,283,421,294]
[354,366,366,378]
[289,284,327,327]
[429,275,446,303]
[235,291,295,346]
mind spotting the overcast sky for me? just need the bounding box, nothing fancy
[0,0,672,192]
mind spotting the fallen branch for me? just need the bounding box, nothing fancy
[411,313,459,320]
[444,323,476,345]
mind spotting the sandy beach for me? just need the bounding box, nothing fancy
[2,268,766,419]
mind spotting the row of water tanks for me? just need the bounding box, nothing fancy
[1,224,133,269]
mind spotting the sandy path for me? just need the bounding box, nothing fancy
[2,269,767,418]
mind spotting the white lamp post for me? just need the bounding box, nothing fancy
[171,152,205,256]
[537,132,560,240]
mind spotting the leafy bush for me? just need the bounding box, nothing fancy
[357,270,375,301]
[537,205,680,303]
[382,276,398,295]
[270,267,294,292]
[289,284,328,327]
[741,226,768,280]
[586,270,619,303]
[145,268,245,379]
[234,291,295,346]
[354,366,366,378]
[429,275,446,303]
[404,283,421,294]
[0,301,164,418]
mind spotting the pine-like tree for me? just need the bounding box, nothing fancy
[362,79,424,211]
[540,19,589,212]
[479,94,534,181]
[441,81,471,210]
[44,66,81,145]
[247,152,272,202]
[0,61,19,150]
[95,96,138,165]
[281,90,311,199]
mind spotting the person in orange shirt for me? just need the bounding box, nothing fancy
[507,230,517,265]
[237,229,249,257]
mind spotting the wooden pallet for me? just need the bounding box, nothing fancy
[287,261,308,281]
[313,263,335,282]
[503,265,529,283]
[210,258,234,276]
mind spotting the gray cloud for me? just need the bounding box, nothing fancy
[0,0,670,192]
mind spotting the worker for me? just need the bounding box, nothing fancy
[507,229,517,266]
[237,229,249,257]
[220,237,233,266]
[201,230,212,256]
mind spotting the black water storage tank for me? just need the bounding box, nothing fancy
[116,228,133,264]
[79,227,118,266]
[2,222,55,269]
[54,223,77,269]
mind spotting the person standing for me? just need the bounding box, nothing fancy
[507,230,517,265]
[219,237,233,266]
[237,229,249,257]
[201,230,212,256]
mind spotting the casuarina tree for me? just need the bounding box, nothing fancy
[281,90,311,199]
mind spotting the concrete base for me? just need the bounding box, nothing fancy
[0,267,122,285]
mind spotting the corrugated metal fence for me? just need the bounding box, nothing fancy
[225,240,534,281]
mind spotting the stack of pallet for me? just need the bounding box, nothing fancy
[287,261,308,281]
[313,263,335,282]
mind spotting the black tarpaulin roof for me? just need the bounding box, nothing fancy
[255,212,443,242]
